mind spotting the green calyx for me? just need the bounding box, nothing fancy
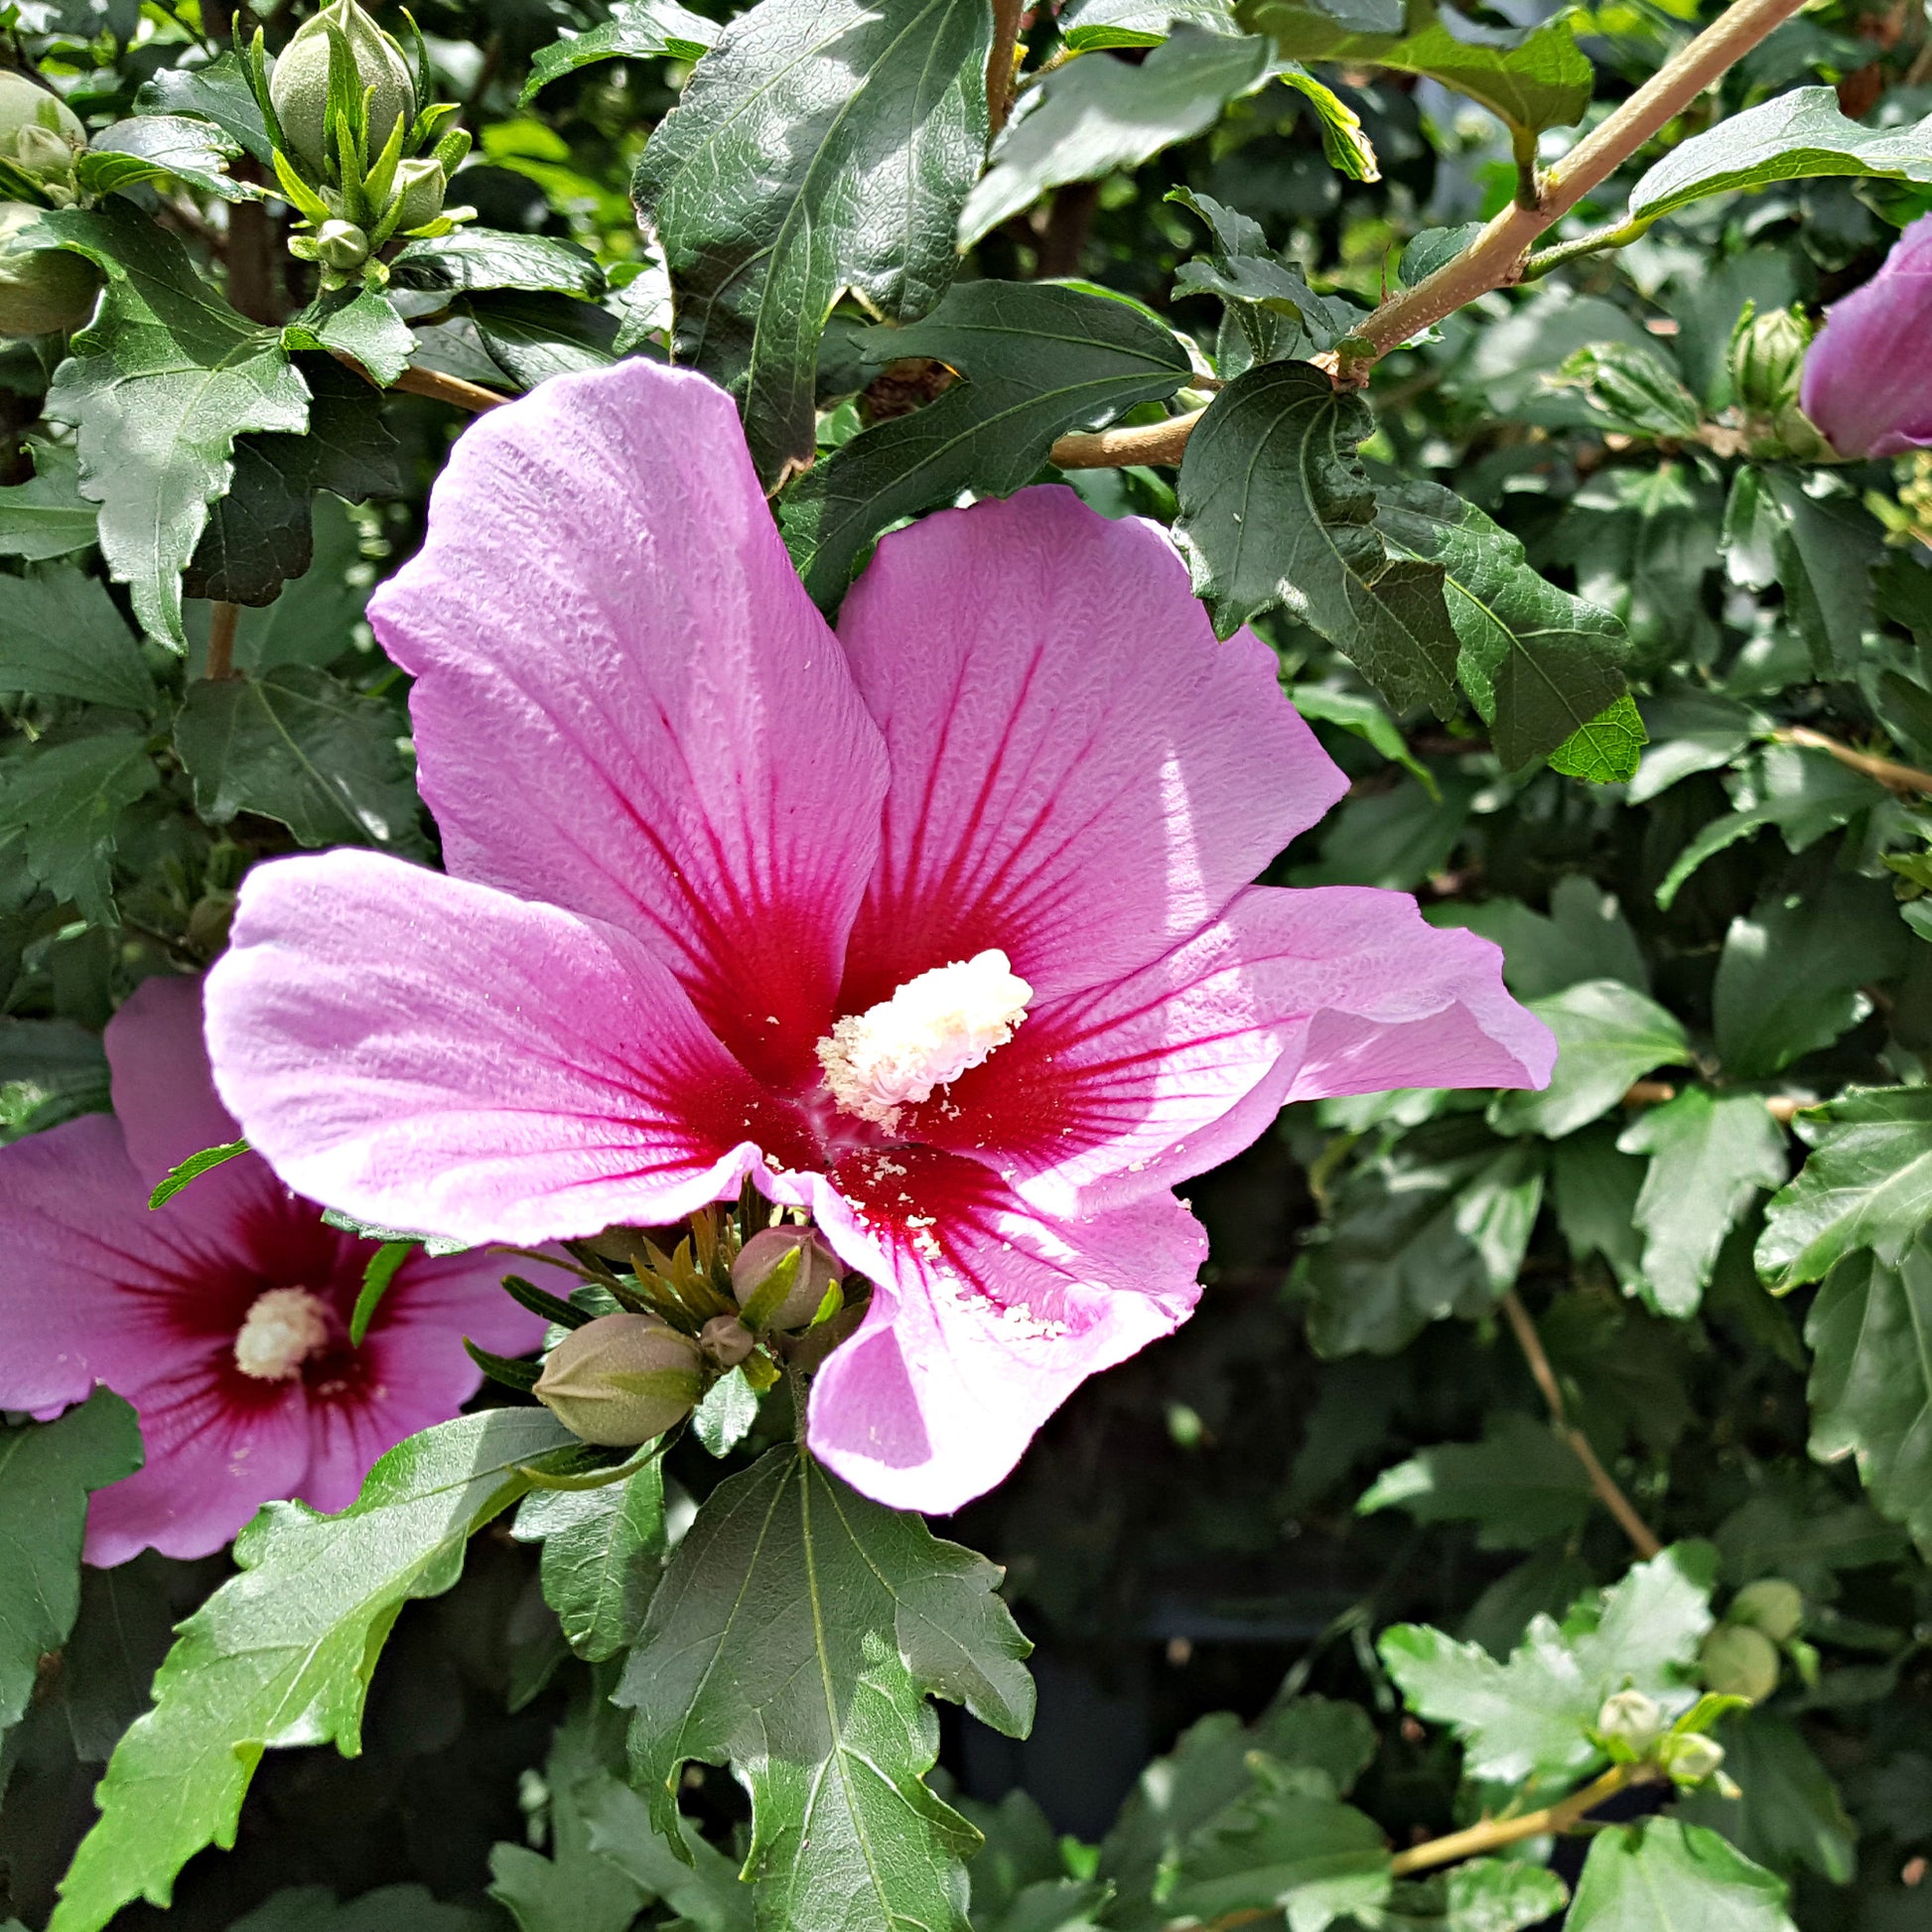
[1727,303,1831,460]
[0,70,86,206]
[0,202,100,337]
[269,0,416,181]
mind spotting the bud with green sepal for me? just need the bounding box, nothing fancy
[1592,1688,1665,1762]
[1726,302,1831,459]
[1700,1621,1781,1703]
[1727,1578,1804,1644]
[0,202,100,336]
[699,1313,757,1370]
[0,71,86,207]
[532,1312,705,1448]
[732,1226,844,1332]
[1656,1730,1727,1788]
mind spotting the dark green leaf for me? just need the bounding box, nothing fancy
[782,279,1190,604]
[465,291,620,388]
[1755,1086,1932,1289]
[1626,688,1763,806]
[0,1390,144,1733]
[0,570,154,711]
[173,666,419,849]
[582,1775,756,1932]
[1487,979,1689,1141]
[78,116,260,205]
[284,290,415,390]
[1061,0,1244,53]
[1439,875,1648,1000]
[1566,1818,1794,1932]
[1165,1787,1391,1932]
[49,1408,576,1932]
[616,1446,1034,1932]
[1763,473,1881,678]
[0,1017,110,1142]
[1552,1123,1648,1296]
[221,495,377,675]
[0,732,158,926]
[391,229,606,301]
[1547,693,1648,784]
[1292,682,1437,790]
[33,202,310,650]
[1174,360,1460,713]
[512,1464,667,1663]
[1677,1712,1857,1885]
[0,443,99,562]
[147,1137,250,1209]
[1358,1411,1594,1550]
[1551,342,1703,439]
[635,0,992,482]
[1713,1475,1905,1596]
[1376,479,1629,767]
[136,53,275,165]
[962,30,1276,245]
[522,0,722,100]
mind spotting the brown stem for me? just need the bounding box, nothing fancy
[987,0,1027,137]
[1043,0,1810,472]
[1621,1078,1801,1123]
[1387,1764,1641,1877]
[1775,724,1932,796]
[225,160,282,326]
[206,601,240,682]
[387,362,510,412]
[1501,1291,1663,1561]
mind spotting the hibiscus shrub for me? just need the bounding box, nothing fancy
[3,1,1932,1930]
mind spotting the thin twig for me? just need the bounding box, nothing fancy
[987,0,1027,138]
[389,362,511,412]
[1387,1764,1643,1877]
[1621,1078,1802,1124]
[206,601,240,682]
[1044,0,1810,472]
[1501,1291,1663,1561]
[1775,724,1932,795]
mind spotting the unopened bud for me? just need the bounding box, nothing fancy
[1657,1731,1726,1785]
[1728,1579,1804,1644]
[315,218,369,271]
[270,0,416,179]
[386,154,445,231]
[1700,1623,1781,1703]
[0,71,84,184]
[732,1226,841,1331]
[700,1313,755,1369]
[1729,306,1810,418]
[1594,1689,1664,1754]
[0,203,99,337]
[532,1312,703,1447]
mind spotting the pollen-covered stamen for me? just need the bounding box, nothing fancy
[233,1287,332,1381]
[818,950,1033,1129]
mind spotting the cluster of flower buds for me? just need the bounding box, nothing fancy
[531,1213,852,1450]
[1591,1688,1732,1793]
[244,0,474,290]
[0,71,99,337]
[1725,304,1829,461]
[1700,1576,1811,1703]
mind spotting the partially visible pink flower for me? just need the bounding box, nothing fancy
[206,358,1554,1515]
[0,976,546,1565]
[1801,213,1932,459]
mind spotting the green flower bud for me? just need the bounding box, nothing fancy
[700,1313,756,1369]
[1594,1688,1664,1755]
[1728,1579,1805,1644]
[314,218,370,271]
[1729,306,1810,418]
[1700,1623,1781,1703]
[0,203,99,337]
[0,70,85,185]
[533,1312,704,1447]
[385,154,445,232]
[1657,1731,1726,1786]
[270,0,416,179]
[733,1227,841,1331]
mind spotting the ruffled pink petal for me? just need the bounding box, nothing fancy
[205,850,821,1248]
[1800,213,1932,459]
[797,1148,1205,1513]
[367,360,888,1093]
[104,973,240,1192]
[833,486,1346,1011]
[905,885,1554,1213]
[83,1362,312,1566]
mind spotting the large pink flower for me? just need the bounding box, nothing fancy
[1801,213,1932,459]
[0,976,546,1565]
[205,359,1553,1514]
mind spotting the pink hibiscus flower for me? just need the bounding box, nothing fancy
[0,975,546,1565]
[1800,212,1932,459]
[204,358,1553,1514]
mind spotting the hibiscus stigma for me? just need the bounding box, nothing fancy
[232,1287,332,1380]
[817,950,1032,1129]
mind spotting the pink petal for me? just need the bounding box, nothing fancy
[205,849,820,1247]
[902,886,1554,1213]
[798,1148,1205,1513]
[1800,214,1932,459]
[368,360,889,1093]
[834,486,1346,1011]
[104,973,241,1192]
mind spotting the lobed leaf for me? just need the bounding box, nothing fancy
[1567,1817,1794,1932]
[521,0,721,100]
[0,570,155,712]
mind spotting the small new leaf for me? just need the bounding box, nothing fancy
[147,1138,250,1210]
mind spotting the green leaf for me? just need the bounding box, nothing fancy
[781,279,1190,604]
[615,1445,1034,1932]
[78,116,261,205]
[1628,86,1932,226]
[634,0,992,483]
[1713,1474,1905,1597]
[0,570,155,711]
[347,1241,412,1346]
[691,1368,760,1456]
[1174,360,1460,714]
[173,666,419,849]
[1237,0,1592,138]
[962,30,1276,246]
[1291,682,1438,791]
[1677,1712,1857,1886]
[0,1390,144,1733]
[1627,688,1763,806]
[464,291,620,389]
[1487,979,1689,1141]
[1358,1411,1594,1550]
[1806,1242,1932,1551]
[1375,479,1630,768]
[1552,1124,1648,1297]
[0,1017,110,1142]
[1762,473,1881,678]
[284,289,415,389]
[1755,1086,1932,1289]
[147,1137,250,1209]
[1548,693,1648,784]
[0,443,99,562]
[1550,342,1703,439]
[522,0,722,99]
[226,1886,495,1932]
[582,1774,757,1932]
[33,202,310,650]
[1616,1091,1788,1318]
[512,1463,667,1663]
[1567,1818,1794,1932]
[0,733,158,926]
[1165,1788,1392,1932]
[49,1408,576,1932]
[1060,0,1243,53]
[1654,744,1892,911]
[1381,1543,1718,1790]
[1438,874,1648,1000]
[228,494,378,675]
[390,229,606,301]
[137,53,275,165]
